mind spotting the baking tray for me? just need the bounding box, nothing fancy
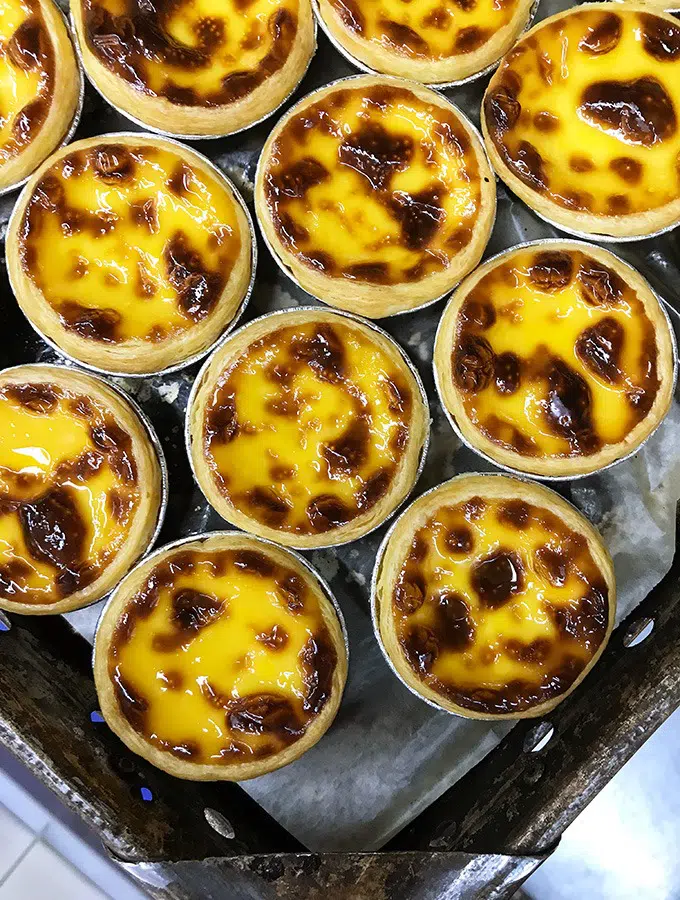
[2,0,680,897]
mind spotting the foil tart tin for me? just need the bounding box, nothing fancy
[432,237,680,483]
[0,361,169,615]
[69,11,318,141]
[0,4,85,199]
[311,0,541,91]
[520,203,680,245]
[184,305,432,551]
[92,529,350,663]
[253,73,497,320]
[5,131,258,380]
[369,469,615,717]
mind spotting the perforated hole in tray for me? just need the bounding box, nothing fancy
[89,710,105,724]
[204,808,236,839]
[623,617,655,648]
[523,721,554,753]
[0,612,10,632]
[140,787,154,802]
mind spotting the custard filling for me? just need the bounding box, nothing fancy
[484,8,680,216]
[0,0,55,164]
[392,494,609,714]
[109,546,338,762]
[0,381,141,605]
[264,83,483,286]
[329,0,522,60]
[80,0,300,105]
[18,142,243,345]
[203,320,417,535]
[451,248,662,458]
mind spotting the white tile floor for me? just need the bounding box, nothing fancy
[2,705,680,898]
[0,751,146,900]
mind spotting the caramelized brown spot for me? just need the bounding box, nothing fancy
[575,317,624,384]
[386,186,444,250]
[402,624,438,673]
[227,694,304,742]
[578,261,625,307]
[323,418,369,477]
[338,122,413,191]
[498,499,530,529]
[394,573,426,614]
[113,671,148,730]
[534,111,559,133]
[434,592,475,651]
[580,78,677,147]
[92,146,135,182]
[464,497,486,520]
[639,13,680,62]
[535,545,569,587]
[7,18,44,70]
[444,526,473,554]
[269,157,329,199]
[609,157,642,185]
[3,383,58,414]
[290,324,345,383]
[528,251,573,292]
[380,18,429,54]
[130,198,159,234]
[256,624,289,650]
[460,297,496,330]
[164,231,224,322]
[578,13,622,55]
[300,633,337,713]
[453,334,495,393]
[508,141,547,191]
[245,487,291,526]
[454,26,488,53]
[307,495,351,532]
[356,467,392,511]
[58,302,121,343]
[171,588,224,633]
[167,161,193,197]
[233,549,275,576]
[544,358,599,453]
[570,155,594,173]
[18,487,86,589]
[494,352,521,395]
[486,88,521,133]
[471,550,524,608]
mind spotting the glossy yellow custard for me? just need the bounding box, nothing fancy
[318,0,534,83]
[0,367,161,614]
[435,243,675,476]
[256,76,495,317]
[72,0,314,136]
[482,5,680,236]
[96,535,347,778]
[0,0,79,191]
[375,476,615,718]
[9,135,251,374]
[189,311,429,547]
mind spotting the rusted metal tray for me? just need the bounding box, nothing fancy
[2,4,680,897]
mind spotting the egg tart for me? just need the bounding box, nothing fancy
[314,0,536,85]
[187,308,429,549]
[7,134,253,376]
[434,242,676,478]
[0,0,80,193]
[0,365,163,615]
[373,474,616,719]
[71,0,315,138]
[481,4,680,239]
[94,532,348,780]
[255,75,496,318]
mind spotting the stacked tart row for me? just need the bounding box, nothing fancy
[2,4,680,244]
